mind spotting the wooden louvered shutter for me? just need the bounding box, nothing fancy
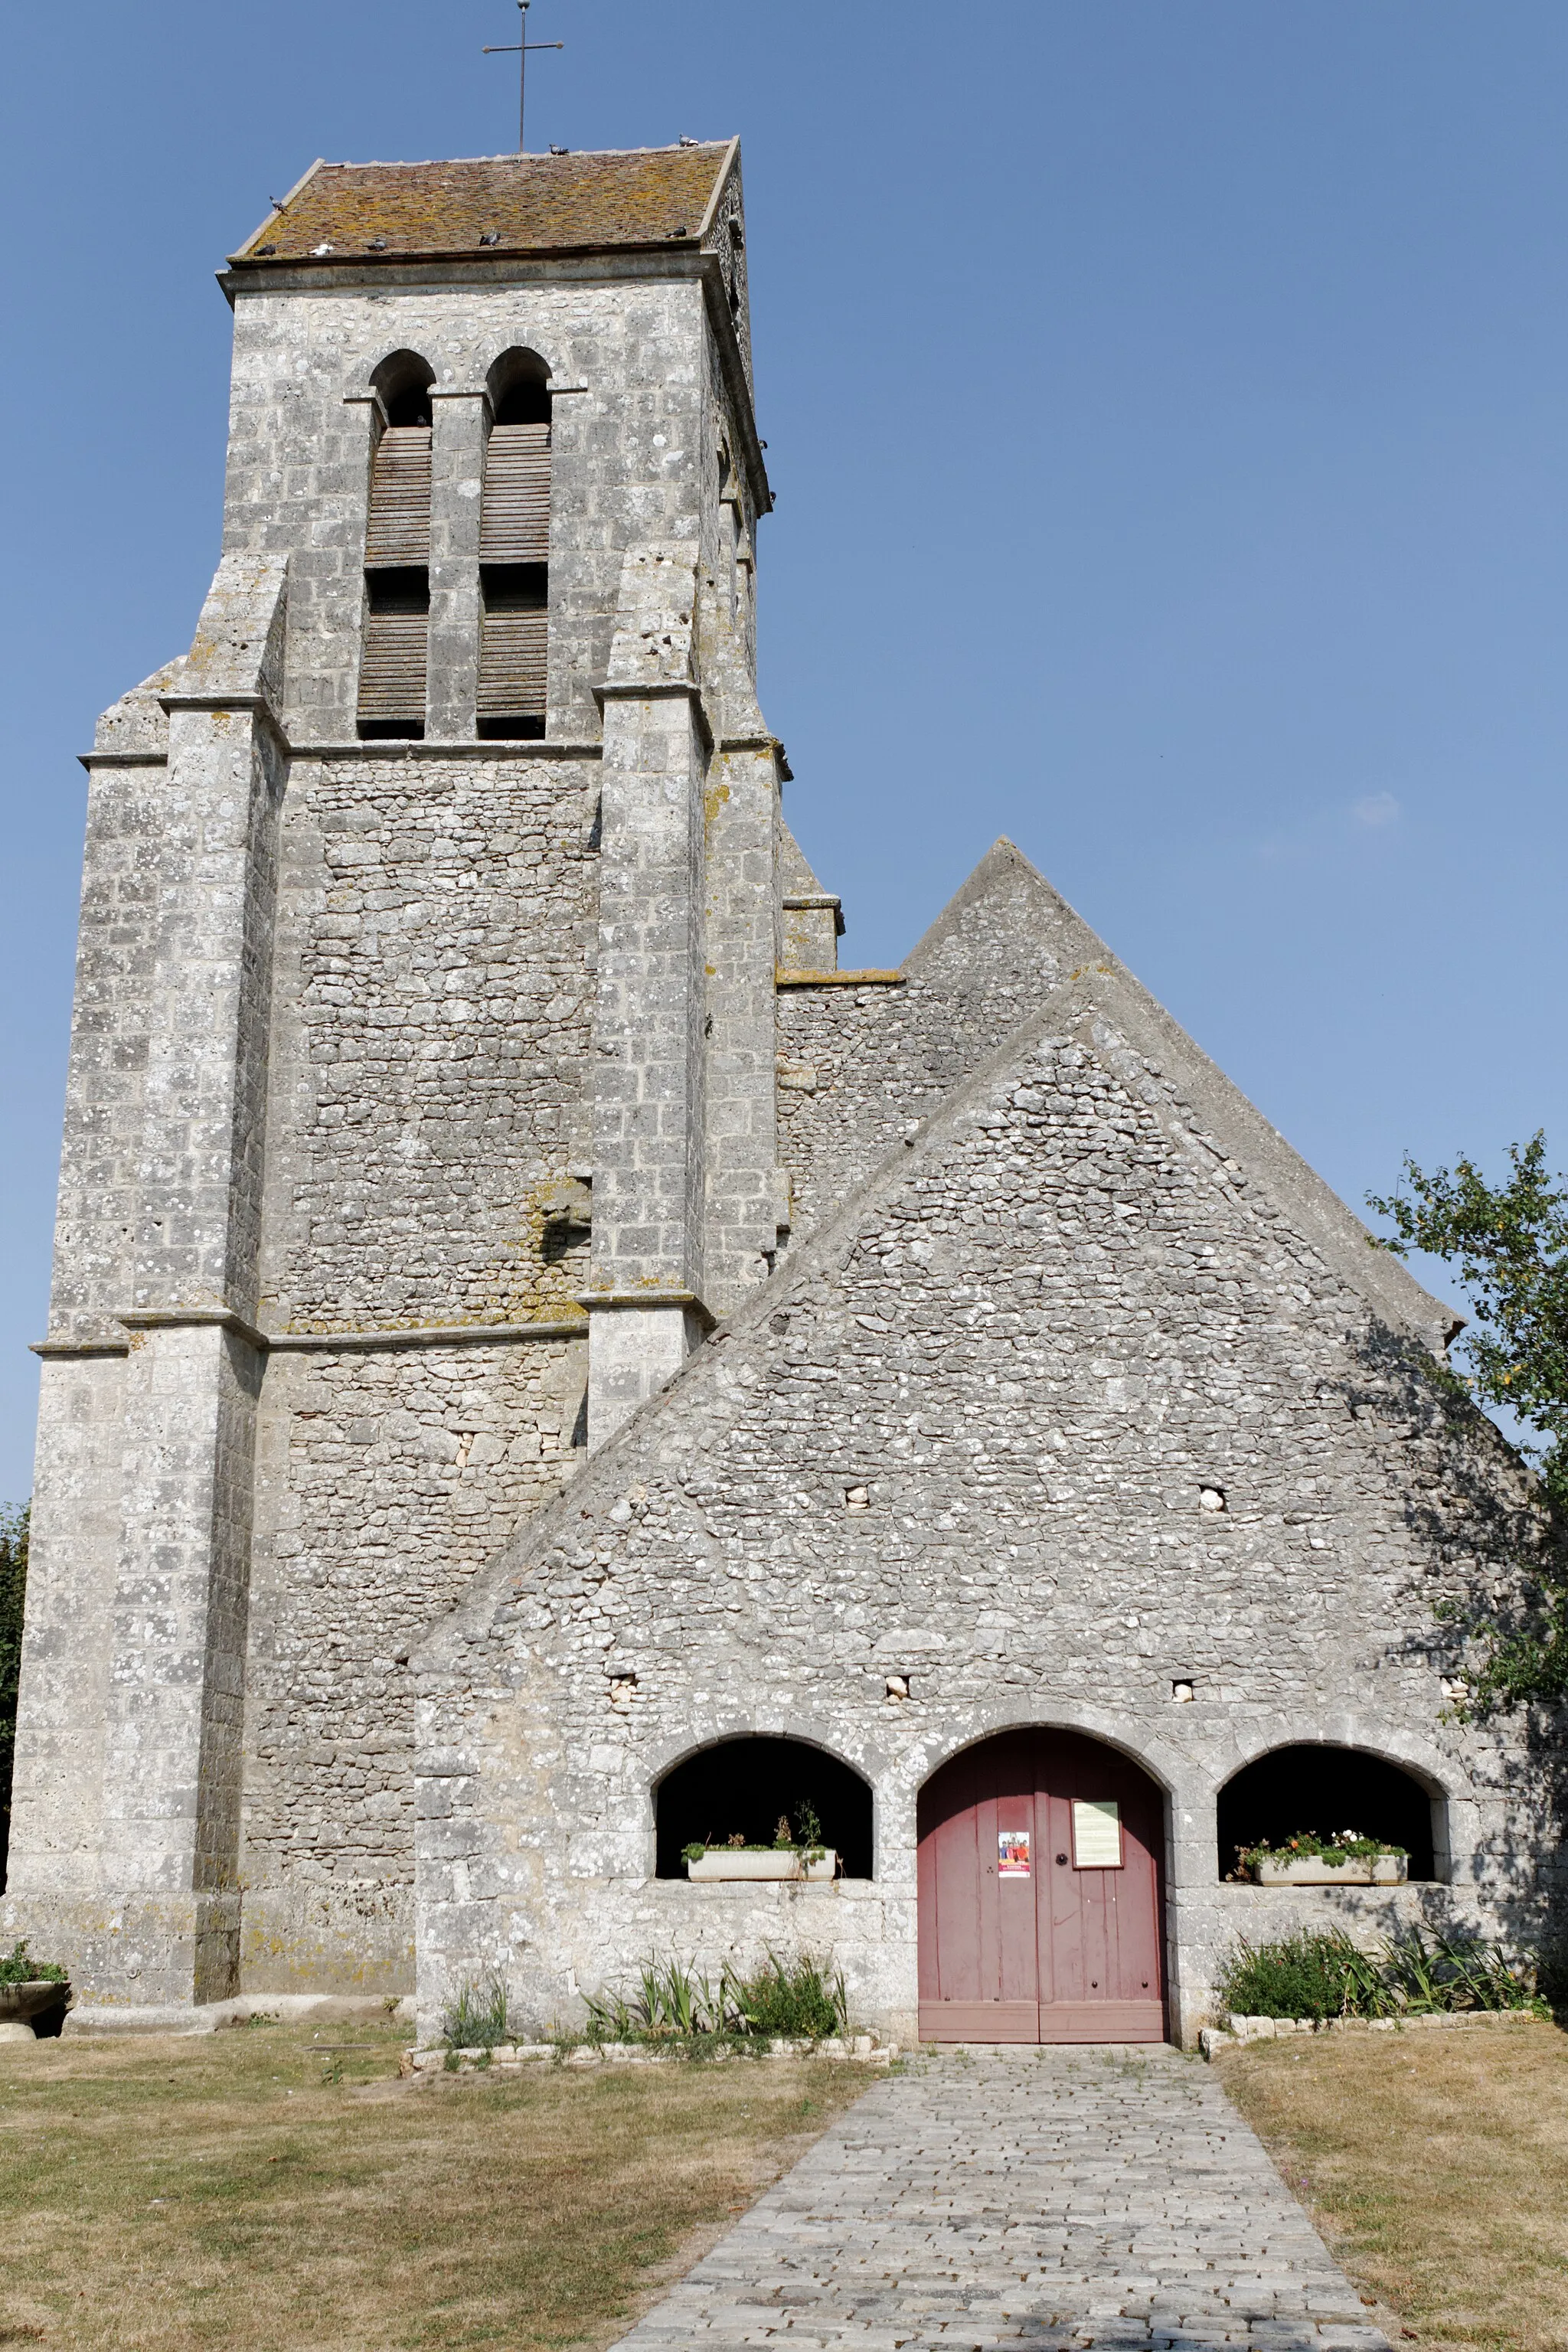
[480,422,550,561]
[358,417,431,733]
[478,595,547,725]
[358,608,428,727]
[364,425,432,564]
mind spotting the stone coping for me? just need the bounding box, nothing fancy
[64,1993,416,2038]
[409,2034,897,2073]
[1200,2007,1539,2059]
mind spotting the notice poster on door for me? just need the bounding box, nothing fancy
[1071,1798,1123,1869]
[997,1828,1031,1876]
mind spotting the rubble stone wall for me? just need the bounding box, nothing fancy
[415,982,1550,2045]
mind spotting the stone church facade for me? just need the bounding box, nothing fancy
[5,140,1553,2045]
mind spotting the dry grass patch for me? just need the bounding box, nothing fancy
[1218,2018,1568,2351]
[0,2020,869,2350]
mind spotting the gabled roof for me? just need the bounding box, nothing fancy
[419,923,1483,1670]
[780,837,1458,1357]
[228,141,736,267]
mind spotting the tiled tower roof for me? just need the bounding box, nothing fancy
[229,141,737,267]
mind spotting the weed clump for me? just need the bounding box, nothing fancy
[442,1978,512,2048]
[1216,1926,1544,2020]
[583,1951,849,2046]
[0,1939,67,1987]
[730,1952,848,2039]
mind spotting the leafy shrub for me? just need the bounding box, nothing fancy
[1217,1929,1383,2019]
[729,1950,847,2039]
[0,1940,67,1988]
[582,1958,728,2041]
[442,1978,511,2048]
[1216,1926,1543,2020]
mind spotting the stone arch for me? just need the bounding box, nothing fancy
[916,1704,1187,1800]
[1209,1708,1463,1798]
[642,1710,892,1791]
[652,1732,874,1880]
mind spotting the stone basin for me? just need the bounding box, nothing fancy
[686,1850,837,1883]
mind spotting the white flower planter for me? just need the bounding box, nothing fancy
[1254,1856,1407,1886]
[685,1850,837,1883]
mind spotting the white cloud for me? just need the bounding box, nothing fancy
[1351,791,1400,828]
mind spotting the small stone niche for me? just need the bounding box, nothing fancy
[1199,1485,1227,1514]
[845,1485,870,1512]
[608,1674,638,1713]
[885,1674,911,1704]
[1171,1678,1195,1704]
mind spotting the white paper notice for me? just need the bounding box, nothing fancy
[1072,1798,1123,1868]
[997,1828,1031,1877]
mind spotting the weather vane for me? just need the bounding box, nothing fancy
[483,2,565,156]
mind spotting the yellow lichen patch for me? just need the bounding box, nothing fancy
[472,1178,594,1328]
[703,776,732,831]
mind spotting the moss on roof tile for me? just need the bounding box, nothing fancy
[232,143,734,265]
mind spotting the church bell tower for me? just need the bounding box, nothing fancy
[5,141,793,2007]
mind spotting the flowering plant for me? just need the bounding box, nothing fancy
[682,1803,828,1867]
[1236,1828,1407,1877]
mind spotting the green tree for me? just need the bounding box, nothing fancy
[0,1503,28,1889]
[1370,1135,1568,1713]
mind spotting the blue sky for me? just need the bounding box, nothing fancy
[2,2,1565,1502]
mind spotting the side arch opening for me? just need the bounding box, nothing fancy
[1216,1744,1442,1880]
[371,348,436,427]
[486,345,552,425]
[653,1735,873,1880]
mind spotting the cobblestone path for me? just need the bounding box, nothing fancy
[615,2047,1390,2350]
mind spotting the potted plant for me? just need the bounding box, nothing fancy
[0,1942,71,2035]
[1237,1831,1409,1886]
[684,1805,837,1883]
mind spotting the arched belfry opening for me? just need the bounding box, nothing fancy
[375,350,436,428]
[478,348,552,739]
[358,350,436,740]
[653,1736,874,1880]
[1216,1745,1441,1880]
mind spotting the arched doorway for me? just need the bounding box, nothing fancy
[917,1727,1167,2043]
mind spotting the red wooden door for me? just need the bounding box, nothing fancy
[917,1730,1166,2043]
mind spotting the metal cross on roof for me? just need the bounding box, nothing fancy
[483,2,565,156]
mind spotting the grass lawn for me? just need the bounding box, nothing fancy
[1217,2019,1568,2352]
[0,2020,870,2350]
